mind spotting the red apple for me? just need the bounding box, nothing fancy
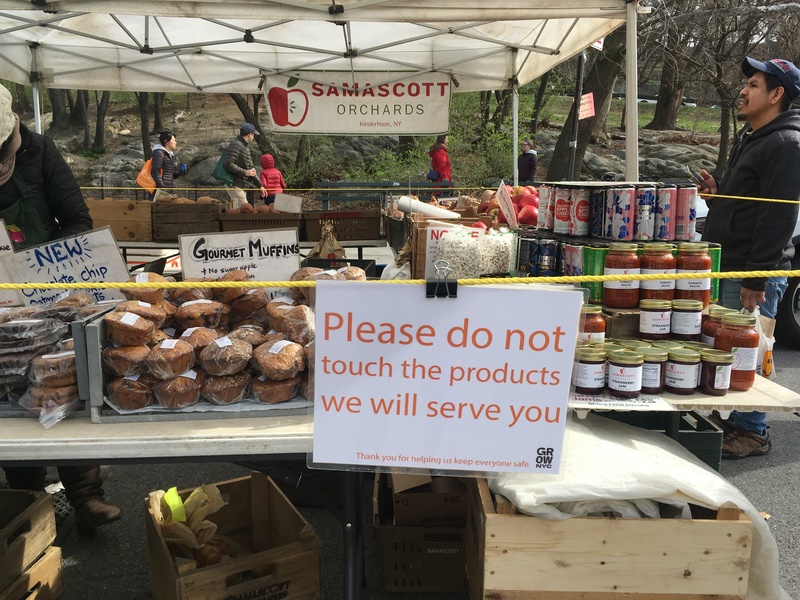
[517,194,539,209]
[488,207,501,220]
[511,193,527,205]
[476,201,490,214]
[518,204,539,226]
[525,185,537,196]
[472,221,488,230]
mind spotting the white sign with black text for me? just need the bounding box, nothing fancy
[0,220,21,306]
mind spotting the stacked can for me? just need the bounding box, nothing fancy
[562,243,585,277]
[610,186,635,240]
[634,186,656,241]
[538,184,554,230]
[536,238,559,276]
[515,233,538,276]
[569,187,591,236]
[655,185,677,241]
[582,245,608,304]
[708,243,721,304]
[604,186,616,239]
[674,184,698,241]
[590,188,606,238]
[552,186,571,235]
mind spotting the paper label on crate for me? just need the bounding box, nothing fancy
[268,340,293,354]
[0,226,126,306]
[120,312,140,326]
[179,229,300,300]
[313,281,584,474]
[0,221,21,306]
[160,339,179,349]
[215,336,233,348]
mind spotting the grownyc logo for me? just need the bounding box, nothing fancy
[535,447,555,468]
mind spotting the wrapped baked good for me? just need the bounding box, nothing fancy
[104,311,155,346]
[107,373,157,410]
[252,374,302,404]
[337,266,367,281]
[0,307,37,323]
[272,304,315,346]
[58,338,75,351]
[161,300,177,328]
[198,336,252,376]
[153,371,201,409]
[31,304,82,322]
[102,344,150,377]
[115,300,167,327]
[266,298,301,332]
[29,350,77,387]
[301,269,346,303]
[54,291,95,307]
[0,346,55,377]
[123,272,169,304]
[214,269,251,304]
[149,328,173,346]
[201,371,251,405]
[179,327,219,360]
[227,325,269,347]
[0,318,63,341]
[251,340,305,381]
[172,278,214,304]
[0,327,68,355]
[175,300,226,329]
[144,339,196,380]
[299,374,311,401]
[25,383,79,412]
[76,300,120,320]
[302,339,315,401]
[230,288,268,320]
[289,267,323,301]
[263,330,289,345]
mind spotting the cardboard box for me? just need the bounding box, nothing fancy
[273,193,303,213]
[467,477,752,600]
[145,473,321,600]
[0,491,57,592]
[86,199,153,242]
[409,215,493,279]
[389,473,468,527]
[0,546,62,600]
[373,474,468,593]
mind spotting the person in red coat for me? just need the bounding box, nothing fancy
[258,153,287,205]
[428,134,452,182]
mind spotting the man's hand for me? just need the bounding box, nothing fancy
[697,169,717,196]
[740,287,765,313]
[245,168,256,177]
[259,187,267,198]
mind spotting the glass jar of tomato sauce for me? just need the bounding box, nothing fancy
[603,243,640,309]
[579,304,606,343]
[714,313,759,391]
[639,243,676,301]
[675,242,712,307]
[700,305,736,347]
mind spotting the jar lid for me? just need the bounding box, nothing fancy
[681,341,712,351]
[608,242,639,252]
[651,340,684,350]
[672,299,704,310]
[580,304,603,314]
[642,242,675,253]
[608,349,644,365]
[721,313,757,326]
[579,348,607,361]
[639,299,672,310]
[592,342,623,353]
[700,349,734,363]
[708,305,737,318]
[677,242,709,252]
[621,339,653,349]
[640,347,669,361]
[667,348,701,361]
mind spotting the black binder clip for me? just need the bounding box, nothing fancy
[426,260,458,298]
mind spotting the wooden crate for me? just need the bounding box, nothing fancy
[467,478,752,600]
[302,211,381,242]
[86,199,152,242]
[0,491,57,592]
[219,212,301,232]
[0,546,62,600]
[145,473,321,600]
[151,203,221,242]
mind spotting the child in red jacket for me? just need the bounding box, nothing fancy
[259,154,287,205]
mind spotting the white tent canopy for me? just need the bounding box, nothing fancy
[0,0,640,178]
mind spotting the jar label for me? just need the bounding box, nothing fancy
[642,362,662,387]
[603,267,641,289]
[608,364,642,391]
[578,331,606,343]
[665,361,699,389]
[714,364,732,389]
[671,310,702,334]
[675,269,711,290]
[640,310,671,334]
[700,333,714,346]
[641,268,676,290]
[573,362,606,389]
[731,346,758,371]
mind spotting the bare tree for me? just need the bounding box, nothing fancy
[48,89,69,130]
[92,90,110,150]
[135,92,151,159]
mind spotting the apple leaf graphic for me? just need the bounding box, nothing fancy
[288,76,299,87]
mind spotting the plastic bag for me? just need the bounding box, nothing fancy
[211,155,233,186]
[136,158,157,193]
[749,306,776,381]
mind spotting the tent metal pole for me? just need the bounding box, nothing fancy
[625,0,639,181]
[32,84,42,134]
[568,50,585,180]
[513,86,519,186]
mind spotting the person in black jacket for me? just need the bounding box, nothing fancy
[222,123,266,209]
[698,57,800,459]
[517,139,537,183]
[150,130,186,201]
[0,83,120,532]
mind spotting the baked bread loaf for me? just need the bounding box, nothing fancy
[338,266,367,281]
[123,272,168,304]
[201,371,251,405]
[144,339,196,380]
[153,371,201,409]
[252,374,302,404]
[0,345,55,377]
[29,351,78,387]
[0,318,60,341]
[28,384,79,411]
[103,311,155,346]
[175,300,226,329]
[102,344,150,377]
[76,301,120,319]
[215,269,251,304]
[251,340,305,380]
[161,300,177,328]
[106,374,157,410]
[53,291,95,307]
[179,327,220,360]
[58,338,75,351]
[172,278,214,304]
[230,288,268,320]
[115,300,167,327]
[148,329,173,346]
[301,269,346,303]
[289,267,323,301]
[198,336,252,376]
[227,325,269,347]
[272,304,315,346]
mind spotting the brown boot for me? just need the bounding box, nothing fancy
[74,497,121,534]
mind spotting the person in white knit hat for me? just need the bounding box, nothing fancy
[0,83,120,534]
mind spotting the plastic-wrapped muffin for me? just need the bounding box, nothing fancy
[29,351,77,387]
[215,269,251,304]
[252,374,302,404]
[272,304,315,346]
[301,269,346,303]
[115,300,167,327]
[179,326,219,360]
[76,300,120,320]
[27,384,79,411]
[198,336,252,376]
[0,345,55,377]
[172,278,214,304]
[149,329,173,347]
[227,325,269,347]
[104,311,155,346]
[53,291,95,307]
[102,344,150,377]
[337,266,367,281]
[58,338,75,351]
[153,371,201,409]
[160,300,177,328]
[230,288,268,320]
[144,339,195,380]
[251,340,305,380]
[0,318,62,341]
[201,371,251,405]
[123,272,168,304]
[289,267,324,301]
[175,300,226,329]
[107,373,157,410]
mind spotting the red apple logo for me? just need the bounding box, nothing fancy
[267,76,309,127]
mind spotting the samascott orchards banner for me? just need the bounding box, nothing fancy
[264,73,451,135]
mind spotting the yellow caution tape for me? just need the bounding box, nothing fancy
[164,487,187,522]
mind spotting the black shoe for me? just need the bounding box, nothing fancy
[74,498,121,534]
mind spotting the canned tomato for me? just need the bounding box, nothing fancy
[569,187,590,236]
[553,186,571,235]
[611,186,635,240]
[538,184,554,230]
[675,184,698,241]
[634,186,656,241]
[655,185,676,241]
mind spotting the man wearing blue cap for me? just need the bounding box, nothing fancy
[697,57,800,458]
[222,123,266,209]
